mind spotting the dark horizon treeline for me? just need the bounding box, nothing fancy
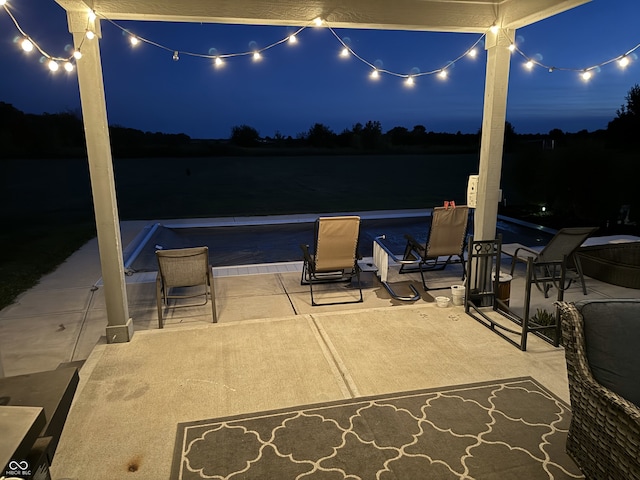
[0,100,629,159]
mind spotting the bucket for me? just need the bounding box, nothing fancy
[435,296,451,308]
[451,285,465,306]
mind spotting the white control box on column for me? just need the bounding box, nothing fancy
[467,175,478,208]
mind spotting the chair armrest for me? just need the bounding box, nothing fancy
[513,245,539,260]
[300,244,312,263]
[403,234,424,258]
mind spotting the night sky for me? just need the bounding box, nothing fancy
[1,0,639,139]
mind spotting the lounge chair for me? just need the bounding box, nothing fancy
[506,227,598,297]
[399,205,469,290]
[300,216,363,306]
[155,246,217,328]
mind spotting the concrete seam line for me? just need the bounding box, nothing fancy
[307,314,359,399]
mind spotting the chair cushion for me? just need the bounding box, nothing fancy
[576,299,640,407]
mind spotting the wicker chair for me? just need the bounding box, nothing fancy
[557,300,640,480]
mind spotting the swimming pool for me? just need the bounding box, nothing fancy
[125,211,555,272]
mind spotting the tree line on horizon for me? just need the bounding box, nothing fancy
[0,84,638,158]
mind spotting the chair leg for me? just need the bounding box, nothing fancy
[208,269,217,323]
[156,277,164,329]
[572,254,588,295]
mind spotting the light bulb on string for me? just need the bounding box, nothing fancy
[130,36,139,46]
[88,10,96,22]
[508,44,516,52]
[172,51,179,61]
[438,70,447,79]
[525,60,534,70]
[314,17,323,26]
[288,34,297,44]
[0,0,7,6]
[405,76,414,87]
[214,57,223,67]
[21,38,34,52]
[48,59,59,72]
[467,48,477,58]
[64,61,74,72]
[85,30,95,40]
[252,51,262,61]
[581,70,592,81]
[618,56,630,68]
[490,25,499,34]
[370,69,379,80]
[73,50,82,59]
[340,47,349,58]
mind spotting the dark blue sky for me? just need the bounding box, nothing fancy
[1,0,639,139]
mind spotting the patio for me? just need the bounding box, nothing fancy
[2,219,639,478]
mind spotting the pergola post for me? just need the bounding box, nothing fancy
[474,27,515,241]
[67,11,133,343]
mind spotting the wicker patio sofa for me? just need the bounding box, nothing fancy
[557,300,640,480]
[576,241,640,289]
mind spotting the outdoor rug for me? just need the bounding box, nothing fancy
[171,377,583,479]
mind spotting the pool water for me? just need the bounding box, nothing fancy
[127,215,554,272]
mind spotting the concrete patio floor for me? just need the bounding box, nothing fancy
[1,219,639,479]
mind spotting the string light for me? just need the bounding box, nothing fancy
[2,2,639,87]
[21,37,33,52]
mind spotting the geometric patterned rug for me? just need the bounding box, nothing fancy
[171,377,584,479]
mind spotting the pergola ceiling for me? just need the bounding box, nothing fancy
[57,0,590,33]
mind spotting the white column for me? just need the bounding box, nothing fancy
[475,27,514,241]
[67,11,133,343]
